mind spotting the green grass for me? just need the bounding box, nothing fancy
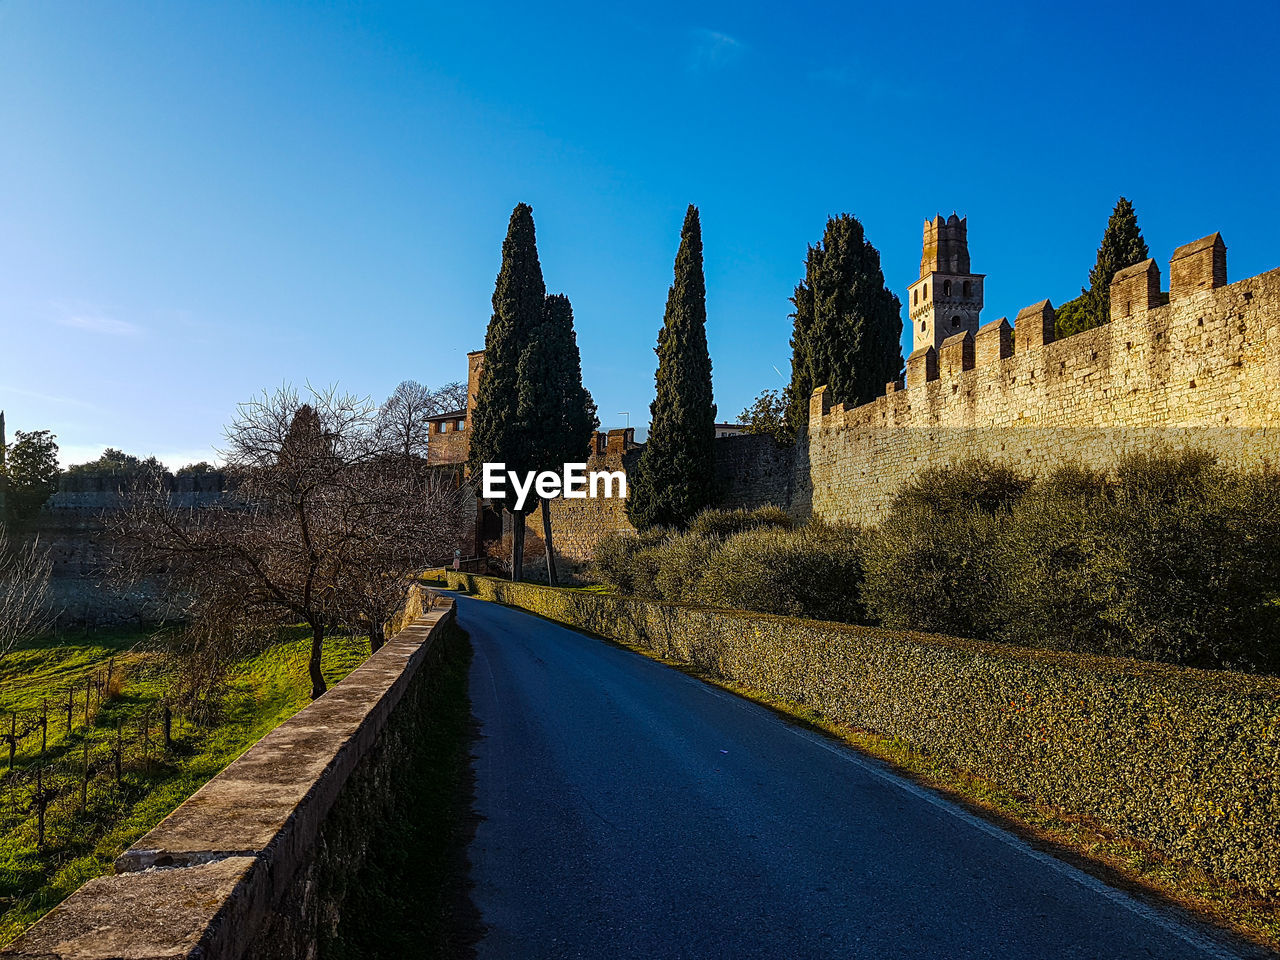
[0,627,370,946]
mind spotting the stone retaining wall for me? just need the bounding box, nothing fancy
[446,573,1280,897]
[1,588,458,960]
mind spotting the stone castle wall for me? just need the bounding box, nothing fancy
[534,431,798,564]
[40,471,231,579]
[712,433,796,511]
[542,429,642,563]
[805,262,1280,528]
[35,471,232,623]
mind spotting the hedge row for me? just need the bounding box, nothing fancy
[446,571,1280,896]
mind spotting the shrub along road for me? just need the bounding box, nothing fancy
[458,594,1254,960]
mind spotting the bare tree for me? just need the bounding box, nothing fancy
[0,527,53,664]
[376,380,469,460]
[114,384,470,699]
[337,462,471,651]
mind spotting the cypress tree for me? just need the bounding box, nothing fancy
[627,205,716,530]
[515,293,598,585]
[786,214,902,425]
[1062,197,1149,338]
[784,265,817,433]
[469,203,546,580]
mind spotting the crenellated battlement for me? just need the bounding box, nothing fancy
[806,232,1280,527]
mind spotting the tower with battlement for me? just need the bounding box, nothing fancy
[907,214,985,353]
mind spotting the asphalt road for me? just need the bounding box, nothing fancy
[458,594,1252,960]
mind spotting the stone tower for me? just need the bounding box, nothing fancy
[907,214,985,352]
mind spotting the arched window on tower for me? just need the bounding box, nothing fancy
[943,280,952,296]
[913,289,918,305]
[951,316,961,329]
[921,320,927,333]
[962,280,972,297]
[923,284,928,299]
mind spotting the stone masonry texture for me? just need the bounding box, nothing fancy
[805,261,1280,528]
[0,593,459,960]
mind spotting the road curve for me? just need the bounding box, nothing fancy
[457,593,1251,960]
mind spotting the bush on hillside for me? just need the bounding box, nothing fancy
[591,455,1280,672]
[590,510,864,624]
[887,458,1031,518]
[650,531,718,603]
[861,460,1024,639]
[701,520,865,623]
[998,451,1280,670]
[688,505,794,540]
[589,527,670,594]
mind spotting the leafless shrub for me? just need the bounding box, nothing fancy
[0,527,53,663]
[376,379,469,460]
[113,384,471,698]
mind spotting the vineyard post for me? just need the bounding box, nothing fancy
[35,764,46,850]
[80,740,89,809]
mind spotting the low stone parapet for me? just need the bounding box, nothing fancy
[1,590,458,960]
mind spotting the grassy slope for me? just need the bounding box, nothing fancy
[0,627,369,945]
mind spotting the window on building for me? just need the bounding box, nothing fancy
[951,316,961,328]
[456,419,466,431]
[923,284,928,299]
[436,422,447,434]
[920,320,927,333]
[943,280,952,296]
[913,289,918,305]
[963,280,972,297]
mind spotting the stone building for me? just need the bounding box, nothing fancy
[425,350,485,467]
[907,214,985,354]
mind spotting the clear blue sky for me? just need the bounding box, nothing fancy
[2,1,1277,466]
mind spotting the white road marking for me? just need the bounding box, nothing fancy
[691,680,1247,960]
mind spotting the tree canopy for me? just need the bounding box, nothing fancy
[377,379,468,460]
[4,429,60,524]
[116,385,469,699]
[515,292,599,582]
[1058,197,1150,339]
[738,389,791,444]
[786,214,902,432]
[468,203,550,579]
[627,204,717,530]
